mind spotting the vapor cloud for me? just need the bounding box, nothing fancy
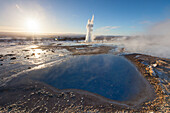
[96,26,120,31]
[140,20,151,24]
[15,4,23,13]
[120,19,170,58]
[0,26,24,32]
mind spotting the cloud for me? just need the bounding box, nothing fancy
[15,4,23,13]
[140,20,151,24]
[96,26,120,31]
[0,26,24,32]
[130,26,136,28]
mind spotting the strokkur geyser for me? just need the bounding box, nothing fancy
[85,15,94,42]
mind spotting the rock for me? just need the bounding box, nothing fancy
[10,57,16,60]
[152,63,157,67]
[22,50,30,52]
[5,54,15,56]
[28,67,31,69]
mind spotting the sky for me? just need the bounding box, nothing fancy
[0,0,170,35]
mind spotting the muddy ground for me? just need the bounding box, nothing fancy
[0,44,169,112]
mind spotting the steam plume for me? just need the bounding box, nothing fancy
[121,19,170,58]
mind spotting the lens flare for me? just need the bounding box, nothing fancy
[26,18,40,32]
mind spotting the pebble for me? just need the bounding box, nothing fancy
[10,57,16,60]
[28,67,31,69]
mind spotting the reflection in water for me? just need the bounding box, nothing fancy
[29,48,45,64]
[31,49,44,58]
[26,54,147,101]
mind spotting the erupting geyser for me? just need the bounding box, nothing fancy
[85,15,94,42]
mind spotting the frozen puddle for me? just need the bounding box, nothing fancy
[16,54,151,101]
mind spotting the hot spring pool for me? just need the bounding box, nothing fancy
[22,54,148,101]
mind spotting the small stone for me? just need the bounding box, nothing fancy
[10,57,16,60]
[28,67,31,69]
[152,63,157,67]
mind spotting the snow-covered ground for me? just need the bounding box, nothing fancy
[0,37,169,86]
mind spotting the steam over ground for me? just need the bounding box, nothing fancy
[119,19,170,58]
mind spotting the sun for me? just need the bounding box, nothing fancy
[26,18,40,32]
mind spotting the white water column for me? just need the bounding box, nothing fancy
[85,15,94,42]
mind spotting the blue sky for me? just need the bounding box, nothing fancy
[0,0,170,35]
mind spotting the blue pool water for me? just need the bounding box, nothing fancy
[27,54,146,101]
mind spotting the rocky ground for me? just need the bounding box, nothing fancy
[125,53,170,112]
[0,43,169,112]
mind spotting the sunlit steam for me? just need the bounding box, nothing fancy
[120,19,170,58]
